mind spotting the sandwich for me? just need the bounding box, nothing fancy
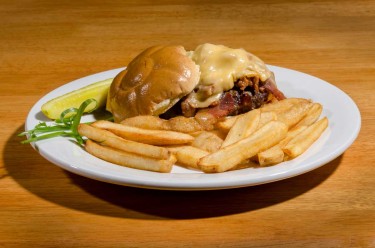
[107,43,285,124]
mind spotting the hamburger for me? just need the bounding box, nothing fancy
[107,43,285,125]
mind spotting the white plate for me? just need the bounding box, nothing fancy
[25,66,361,190]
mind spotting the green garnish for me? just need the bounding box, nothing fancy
[19,98,98,145]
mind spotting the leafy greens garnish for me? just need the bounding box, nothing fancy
[19,98,98,145]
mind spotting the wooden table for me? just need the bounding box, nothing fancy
[1,1,374,247]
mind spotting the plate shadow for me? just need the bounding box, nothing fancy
[3,124,341,219]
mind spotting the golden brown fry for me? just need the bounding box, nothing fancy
[191,131,223,153]
[276,101,313,129]
[232,159,260,170]
[278,125,308,148]
[121,115,204,133]
[85,140,176,173]
[199,121,288,173]
[165,116,204,133]
[221,109,260,147]
[188,131,205,137]
[167,146,209,169]
[256,111,277,130]
[283,117,328,158]
[257,125,307,164]
[216,116,238,132]
[189,129,227,140]
[91,120,194,145]
[208,129,227,140]
[294,103,323,128]
[200,100,300,133]
[216,111,276,133]
[78,123,170,160]
[260,98,311,113]
[257,145,284,166]
[120,115,168,130]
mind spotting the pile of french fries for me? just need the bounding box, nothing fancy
[78,98,328,173]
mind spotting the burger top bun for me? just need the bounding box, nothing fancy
[107,45,200,122]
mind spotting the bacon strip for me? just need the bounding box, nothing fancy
[263,77,286,100]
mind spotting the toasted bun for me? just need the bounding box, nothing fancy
[107,46,200,122]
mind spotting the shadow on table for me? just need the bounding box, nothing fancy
[4,124,342,220]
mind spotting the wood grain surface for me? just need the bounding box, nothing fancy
[1,1,374,247]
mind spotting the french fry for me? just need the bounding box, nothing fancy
[85,140,176,173]
[216,116,238,132]
[191,131,223,153]
[232,160,260,170]
[278,125,308,148]
[293,103,323,128]
[188,131,205,137]
[189,129,227,140]
[221,109,260,147]
[216,111,276,133]
[256,111,277,130]
[215,99,309,132]
[165,116,204,133]
[283,117,328,159]
[120,115,168,130]
[199,121,288,173]
[257,145,284,166]
[78,124,170,160]
[276,101,313,129]
[121,115,204,133]
[91,120,194,145]
[208,129,227,140]
[257,125,308,164]
[260,98,311,113]
[167,146,209,169]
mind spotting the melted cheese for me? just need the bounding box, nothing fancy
[186,92,223,108]
[187,43,271,107]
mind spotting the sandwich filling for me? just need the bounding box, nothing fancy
[166,43,285,119]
